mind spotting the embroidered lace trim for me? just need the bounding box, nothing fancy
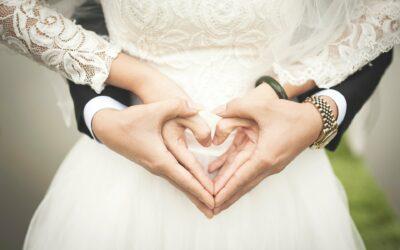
[0,0,121,93]
[273,1,400,88]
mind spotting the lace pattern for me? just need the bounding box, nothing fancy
[272,0,400,88]
[1,0,399,94]
[0,0,121,93]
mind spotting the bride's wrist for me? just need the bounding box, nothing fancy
[107,53,157,96]
[282,80,316,100]
[107,54,190,103]
[254,83,280,101]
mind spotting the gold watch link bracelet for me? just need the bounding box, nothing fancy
[304,96,338,149]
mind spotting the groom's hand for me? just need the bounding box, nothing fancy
[162,115,214,194]
[92,99,215,218]
[212,84,335,214]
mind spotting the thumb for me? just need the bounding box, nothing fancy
[177,116,212,147]
[155,99,198,122]
[216,98,245,118]
[213,118,254,145]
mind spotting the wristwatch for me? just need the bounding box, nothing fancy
[304,96,338,149]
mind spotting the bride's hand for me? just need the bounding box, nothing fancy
[211,84,328,214]
[92,99,215,218]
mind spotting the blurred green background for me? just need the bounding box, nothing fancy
[328,141,400,249]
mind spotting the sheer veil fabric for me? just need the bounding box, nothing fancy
[46,0,399,124]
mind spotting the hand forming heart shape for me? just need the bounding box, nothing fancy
[159,80,324,218]
[162,113,215,194]
[162,110,258,217]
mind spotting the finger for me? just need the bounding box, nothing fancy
[214,157,262,207]
[165,177,214,218]
[213,118,254,145]
[208,147,231,173]
[208,130,247,173]
[177,117,212,147]
[213,146,252,195]
[216,99,252,119]
[214,172,268,215]
[185,192,214,219]
[151,99,198,122]
[211,104,226,114]
[166,162,215,209]
[170,141,214,194]
[243,127,258,143]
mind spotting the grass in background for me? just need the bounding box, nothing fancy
[327,142,400,249]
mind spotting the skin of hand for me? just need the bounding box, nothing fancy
[92,99,215,218]
[208,124,258,195]
[162,116,214,194]
[210,84,338,215]
[107,54,215,209]
[107,54,319,103]
[107,53,191,104]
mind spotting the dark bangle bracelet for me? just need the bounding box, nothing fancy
[255,76,288,100]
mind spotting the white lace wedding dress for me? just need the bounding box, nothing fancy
[1,0,400,249]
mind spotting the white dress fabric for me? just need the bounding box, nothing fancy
[13,0,400,249]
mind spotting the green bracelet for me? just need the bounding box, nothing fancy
[255,76,288,100]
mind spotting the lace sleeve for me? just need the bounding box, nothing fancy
[0,0,121,93]
[272,0,400,89]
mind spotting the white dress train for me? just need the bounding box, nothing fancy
[24,134,364,250]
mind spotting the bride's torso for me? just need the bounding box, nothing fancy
[100,0,291,109]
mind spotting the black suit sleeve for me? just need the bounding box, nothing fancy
[298,50,393,151]
[67,1,131,138]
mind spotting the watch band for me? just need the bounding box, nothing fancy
[304,96,338,149]
[255,76,288,100]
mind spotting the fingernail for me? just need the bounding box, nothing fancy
[207,200,215,210]
[215,104,227,116]
[212,137,219,145]
[187,100,195,109]
[187,101,201,112]
[212,105,225,114]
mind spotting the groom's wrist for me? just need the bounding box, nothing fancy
[92,108,123,143]
[84,96,127,141]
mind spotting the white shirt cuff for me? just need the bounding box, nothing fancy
[83,96,127,140]
[314,89,347,125]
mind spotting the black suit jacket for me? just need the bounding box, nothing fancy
[68,0,394,151]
